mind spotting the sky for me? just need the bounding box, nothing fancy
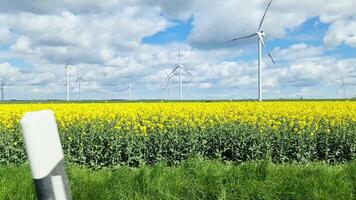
[0,0,355,100]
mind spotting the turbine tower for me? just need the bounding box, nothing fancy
[164,71,173,100]
[0,80,5,101]
[178,44,182,100]
[339,75,346,99]
[129,84,132,101]
[183,75,194,99]
[228,0,275,101]
[64,58,72,101]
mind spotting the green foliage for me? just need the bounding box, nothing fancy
[0,121,355,168]
[1,160,355,200]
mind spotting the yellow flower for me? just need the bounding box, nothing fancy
[0,101,354,135]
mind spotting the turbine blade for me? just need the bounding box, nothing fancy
[187,75,194,83]
[73,79,79,87]
[258,0,273,31]
[339,74,344,84]
[117,87,129,93]
[168,66,179,77]
[227,33,256,42]
[259,36,276,64]
[64,57,73,68]
[181,66,192,77]
[267,53,275,64]
[76,67,80,78]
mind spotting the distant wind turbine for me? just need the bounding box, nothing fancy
[339,75,346,99]
[64,58,73,101]
[183,75,194,99]
[73,67,85,101]
[164,71,173,100]
[168,43,192,100]
[228,0,275,102]
[118,84,132,101]
[338,74,356,99]
[0,79,5,101]
[129,84,132,101]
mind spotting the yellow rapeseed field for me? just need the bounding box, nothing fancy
[0,101,355,134]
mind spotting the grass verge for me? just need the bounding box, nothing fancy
[1,159,355,200]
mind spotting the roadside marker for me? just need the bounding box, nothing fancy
[20,110,72,200]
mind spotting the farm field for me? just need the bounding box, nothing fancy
[0,101,356,199]
[1,101,355,166]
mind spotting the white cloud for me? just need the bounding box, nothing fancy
[323,18,356,47]
[199,82,212,89]
[10,35,32,53]
[0,27,10,43]
[0,6,170,64]
[273,43,324,61]
[0,62,56,86]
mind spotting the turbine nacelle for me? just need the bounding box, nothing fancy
[257,31,265,37]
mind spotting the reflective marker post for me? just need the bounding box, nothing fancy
[20,110,72,200]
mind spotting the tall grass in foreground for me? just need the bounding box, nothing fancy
[1,159,355,200]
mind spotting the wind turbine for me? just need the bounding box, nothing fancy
[338,74,356,99]
[168,43,192,100]
[73,67,85,101]
[117,84,132,101]
[183,75,194,99]
[0,79,5,101]
[128,84,132,101]
[64,58,73,101]
[339,75,346,99]
[164,71,173,100]
[228,0,275,102]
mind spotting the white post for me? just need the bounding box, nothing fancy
[20,110,72,200]
[258,38,262,102]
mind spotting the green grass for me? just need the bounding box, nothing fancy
[1,160,355,200]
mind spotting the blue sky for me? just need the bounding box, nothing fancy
[143,17,193,44]
[0,0,355,100]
